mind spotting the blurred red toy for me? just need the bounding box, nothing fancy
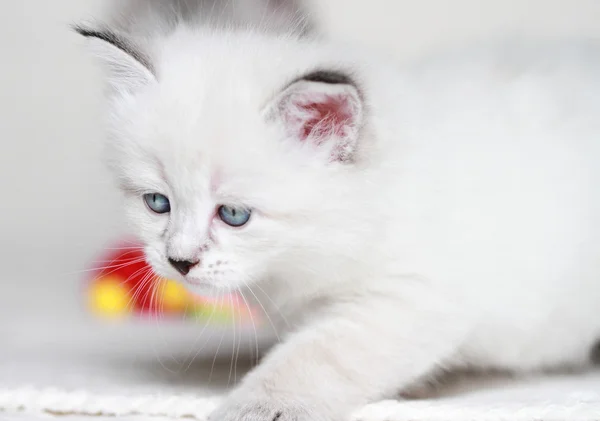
[86,240,256,323]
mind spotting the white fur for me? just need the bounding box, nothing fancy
[84,24,600,421]
[86,37,156,94]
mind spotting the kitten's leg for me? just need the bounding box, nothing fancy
[209,287,469,421]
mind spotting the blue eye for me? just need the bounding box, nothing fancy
[144,193,171,214]
[218,205,251,227]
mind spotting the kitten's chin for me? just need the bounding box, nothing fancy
[183,277,231,298]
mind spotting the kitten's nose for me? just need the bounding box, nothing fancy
[168,258,199,276]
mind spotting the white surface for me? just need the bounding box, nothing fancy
[0,416,163,421]
[1,311,600,420]
[0,312,257,419]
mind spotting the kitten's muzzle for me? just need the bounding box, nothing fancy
[168,258,199,276]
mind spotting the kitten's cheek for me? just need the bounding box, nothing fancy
[143,246,168,276]
[143,247,159,266]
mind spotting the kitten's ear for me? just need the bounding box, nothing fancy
[267,71,364,163]
[74,24,156,94]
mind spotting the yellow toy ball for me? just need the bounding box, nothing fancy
[88,276,131,318]
[156,278,191,313]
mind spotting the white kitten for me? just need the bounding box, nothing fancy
[76,15,600,421]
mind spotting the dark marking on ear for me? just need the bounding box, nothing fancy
[73,24,155,75]
[287,69,364,103]
[300,70,354,86]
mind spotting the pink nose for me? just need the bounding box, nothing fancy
[168,258,199,275]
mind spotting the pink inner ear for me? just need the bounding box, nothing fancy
[292,92,355,142]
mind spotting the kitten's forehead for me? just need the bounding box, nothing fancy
[129,29,343,156]
[135,91,280,203]
[139,62,287,177]
[111,30,345,203]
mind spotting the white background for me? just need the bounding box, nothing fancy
[1,0,599,319]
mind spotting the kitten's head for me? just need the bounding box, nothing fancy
[77,26,370,296]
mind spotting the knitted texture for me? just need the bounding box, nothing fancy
[2,381,600,421]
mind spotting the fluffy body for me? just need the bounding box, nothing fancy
[82,20,600,421]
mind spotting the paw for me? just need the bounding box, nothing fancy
[208,398,331,421]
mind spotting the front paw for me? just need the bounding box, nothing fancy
[208,397,330,421]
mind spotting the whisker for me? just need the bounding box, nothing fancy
[238,287,260,368]
[117,264,154,289]
[101,246,144,250]
[128,270,158,310]
[233,287,244,385]
[150,277,181,375]
[244,283,283,342]
[227,292,237,388]
[61,257,147,277]
[253,282,290,328]
[183,289,221,372]
[105,266,152,311]
[208,292,228,384]
[139,274,158,309]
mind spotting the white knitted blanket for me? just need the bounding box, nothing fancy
[2,316,600,421]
